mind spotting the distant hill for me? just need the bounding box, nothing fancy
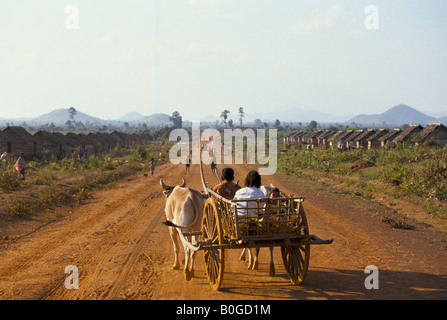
[30,108,103,125]
[1,105,446,129]
[347,104,437,126]
[119,112,146,122]
[0,108,172,128]
[139,113,171,127]
[119,112,171,126]
[437,116,447,125]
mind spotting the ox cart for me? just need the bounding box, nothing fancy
[175,163,334,291]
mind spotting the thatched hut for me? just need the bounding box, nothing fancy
[100,132,119,149]
[110,131,126,147]
[88,132,109,153]
[0,131,12,155]
[139,133,152,143]
[291,132,307,144]
[317,130,336,149]
[366,129,388,149]
[345,130,364,148]
[306,130,323,147]
[323,131,342,149]
[378,129,402,148]
[355,129,376,149]
[395,124,423,147]
[33,130,64,159]
[88,132,118,152]
[420,123,447,147]
[132,133,142,145]
[335,130,354,149]
[110,131,133,147]
[283,132,298,143]
[52,132,78,157]
[65,133,95,156]
[2,126,36,158]
[77,133,98,154]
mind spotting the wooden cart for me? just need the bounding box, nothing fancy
[177,163,334,291]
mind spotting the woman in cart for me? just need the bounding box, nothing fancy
[212,167,240,200]
[233,170,266,217]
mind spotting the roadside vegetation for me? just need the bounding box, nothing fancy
[0,142,169,218]
[278,142,447,218]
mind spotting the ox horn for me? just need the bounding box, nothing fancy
[160,178,186,190]
[160,179,173,190]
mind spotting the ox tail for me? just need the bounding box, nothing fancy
[162,220,180,228]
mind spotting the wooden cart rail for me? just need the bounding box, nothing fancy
[206,188,307,242]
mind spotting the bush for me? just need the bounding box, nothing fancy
[133,145,148,161]
[73,188,93,204]
[9,199,34,217]
[0,170,22,192]
[40,185,69,205]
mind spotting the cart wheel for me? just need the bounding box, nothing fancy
[202,197,225,291]
[281,205,310,285]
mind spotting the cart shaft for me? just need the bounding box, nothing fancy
[197,234,333,251]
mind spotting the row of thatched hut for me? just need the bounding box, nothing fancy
[0,126,152,159]
[284,123,447,150]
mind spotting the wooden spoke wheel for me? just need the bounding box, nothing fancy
[281,205,310,285]
[202,198,225,291]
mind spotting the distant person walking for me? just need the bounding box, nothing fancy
[149,158,156,177]
[14,153,26,180]
[185,154,191,175]
[211,155,218,178]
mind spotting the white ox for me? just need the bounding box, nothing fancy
[161,178,205,281]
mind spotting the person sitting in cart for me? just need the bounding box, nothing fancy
[233,170,266,217]
[212,167,241,200]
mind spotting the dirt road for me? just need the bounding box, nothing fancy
[0,162,446,300]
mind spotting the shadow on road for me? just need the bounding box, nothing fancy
[219,266,447,300]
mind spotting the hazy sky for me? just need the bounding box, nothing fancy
[1,0,446,121]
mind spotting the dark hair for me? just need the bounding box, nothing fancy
[244,170,261,188]
[221,167,234,182]
[268,188,280,198]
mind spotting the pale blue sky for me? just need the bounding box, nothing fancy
[0,0,446,121]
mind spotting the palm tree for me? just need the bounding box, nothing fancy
[220,110,230,128]
[68,107,77,121]
[238,107,245,127]
[169,111,183,128]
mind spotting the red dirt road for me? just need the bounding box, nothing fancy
[0,162,446,300]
